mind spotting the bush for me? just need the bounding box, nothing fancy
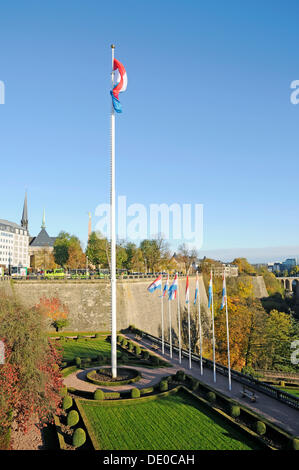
[62,395,73,411]
[190,378,198,391]
[117,335,123,343]
[150,355,160,366]
[140,386,154,395]
[122,338,128,348]
[134,345,141,356]
[72,428,86,448]
[61,362,67,368]
[206,392,216,404]
[94,389,104,400]
[128,342,134,352]
[104,392,120,399]
[175,370,185,382]
[142,350,150,360]
[230,405,240,418]
[159,380,168,392]
[59,386,68,398]
[67,410,79,427]
[131,387,140,398]
[292,437,299,450]
[95,333,101,338]
[75,357,81,367]
[255,421,266,436]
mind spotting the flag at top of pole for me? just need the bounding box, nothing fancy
[220,274,227,310]
[185,275,189,304]
[194,272,199,305]
[110,58,128,113]
[147,275,162,293]
[168,273,178,300]
[208,271,213,308]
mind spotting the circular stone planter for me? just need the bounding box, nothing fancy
[86,367,141,386]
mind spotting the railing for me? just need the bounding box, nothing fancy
[141,332,299,411]
[8,272,194,281]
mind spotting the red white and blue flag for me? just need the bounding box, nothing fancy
[111,58,127,113]
[194,273,199,305]
[163,274,169,297]
[208,271,213,308]
[185,276,189,304]
[168,273,178,300]
[147,275,162,293]
[220,274,227,310]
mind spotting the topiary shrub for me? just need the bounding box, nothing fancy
[292,437,299,450]
[175,370,186,382]
[134,345,141,356]
[117,335,123,343]
[151,355,160,366]
[142,350,150,360]
[255,421,266,436]
[75,357,81,367]
[62,395,73,411]
[67,410,79,427]
[159,380,168,392]
[128,342,134,352]
[72,428,86,448]
[94,389,104,400]
[122,338,128,348]
[206,391,216,404]
[230,405,240,418]
[131,387,140,398]
[190,378,198,391]
[59,386,68,398]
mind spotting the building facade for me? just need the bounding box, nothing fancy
[0,219,30,269]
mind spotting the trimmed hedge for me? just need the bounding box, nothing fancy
[255,421,266,436]
[75,357,81,367]
[72,428,86,448]
[94,389,104,400]
[140,386,154,395]
[142,350,150,360]
[104,392,121,400]
[159,380,168,392]
[86,368,141,386]
[230,405,240,418]
[131,388,140,398]
[59,386,68,398]
[62,395,73,411]
[206,391,216,404]
[67,410,79,427]
[292,438,299,450]
[175,370,186,382]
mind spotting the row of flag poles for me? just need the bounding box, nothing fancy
[147,271,232,391]
[108,46,231,390]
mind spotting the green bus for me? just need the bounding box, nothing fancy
[44,268,65,279]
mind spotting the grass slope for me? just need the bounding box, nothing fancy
[278,387,299,398]
[59,338,117,362]
[80,390,262,450]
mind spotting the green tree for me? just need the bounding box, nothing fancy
[86,232,109,268]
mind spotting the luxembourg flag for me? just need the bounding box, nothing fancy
[110,58,127,113]
[220,274,226,310]
[147,275,162,293]
[163,274,169,297]
[208,271,213,309]
[185,276,189,304]
[168,274,178,300]
[194,273,199,305]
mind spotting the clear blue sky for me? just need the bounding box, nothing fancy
[0,0,298,255]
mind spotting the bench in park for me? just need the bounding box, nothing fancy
[151,343,159,351]
[241,386,257,402]
[135,334,142,341]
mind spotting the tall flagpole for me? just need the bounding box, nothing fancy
[110,44,117,378]
[168,294,172,359]
[187,298,191,369]
[161,277,164,355]
[225,273,232,391]
[211,270,216,383]
[198,290,203,375]
[177,278,181,364]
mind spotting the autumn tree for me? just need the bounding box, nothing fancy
[36,296,69,332]
[177,243,198,274]
[86,231,109,269]
[0,295,63,446]
[54,232,85,269]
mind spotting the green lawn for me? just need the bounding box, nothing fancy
[58,338,117,362]
[79,390,262,450]
[278,387,299,398]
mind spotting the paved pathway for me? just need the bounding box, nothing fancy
[127,334,299,436]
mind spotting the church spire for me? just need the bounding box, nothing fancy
[21,191,28,231]
[41,208,46,229]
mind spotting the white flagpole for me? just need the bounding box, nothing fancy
[211,270,216,383]
[110,44,117,378]
[224,273,232,391]
[198,291,203,375]
[188,298,191,369]
[177,277,181,364]
[168,296,172,359]
[161,277,164,355]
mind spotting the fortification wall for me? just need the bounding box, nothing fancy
[251,275,269,298]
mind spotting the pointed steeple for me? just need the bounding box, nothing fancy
[21,191,28,231]
[41,208,46,229]
[88,211,92,239]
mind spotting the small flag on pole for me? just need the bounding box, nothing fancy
[168,274,178,300]
[208,271,213,308]
[185,276,189,304]
[162,274,169,297]
[110,58,127,113]
[194,273,199,305]
[147,275,162,293]
[220,274,226,310]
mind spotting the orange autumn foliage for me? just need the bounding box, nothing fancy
[36,296,69,322]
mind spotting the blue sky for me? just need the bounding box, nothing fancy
[0,0,298,258]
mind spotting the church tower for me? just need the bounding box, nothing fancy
[21,191,28,231]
